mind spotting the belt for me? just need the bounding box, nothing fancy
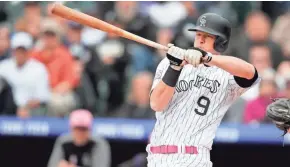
[150,145,198,154]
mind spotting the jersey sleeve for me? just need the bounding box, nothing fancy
[226,72,261,98]
[150,58,170,96]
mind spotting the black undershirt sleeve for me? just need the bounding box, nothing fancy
[233,67,258,88]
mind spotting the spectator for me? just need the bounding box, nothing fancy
[65,21,97,93]
[110,72,155,119]
[70,44,98,114]
[65,21,100,73]
[241,45,276,101]
[0,2,7,23]
[205,2,238,26]
[0,25,10,61]
[147,1,188,28]
[94,25,131,113]
[0,32,50,118]
[129,44,157,78]
[65,21,84,47]
[130,27,174,80]
[277,78,290,98]
[112,1,157,41]
[261,1,290,21]
[46,3,67,34]
[271,12,290,59]
[65,21,94,87]
[275,60,290,90]
[284,79,290,98]
[14,2,42,42]
[243,72,278,124]
[0,76,17,115]
[31,18,79,117]
[226,11,284,70]
[48,109,111,167]
[230,2,255,26]
[66,24,107,114]
[248,44,274,74]
[130,27,174,81]
[172,2,197,49]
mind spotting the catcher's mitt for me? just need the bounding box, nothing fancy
[266,98,290,136]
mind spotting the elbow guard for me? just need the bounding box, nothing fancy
[234,67,258,88]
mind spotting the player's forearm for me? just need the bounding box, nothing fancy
[150,81,175,112]
[206,55,255,79]
[150,45,184,112]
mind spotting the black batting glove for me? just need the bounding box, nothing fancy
[166,44,186,71]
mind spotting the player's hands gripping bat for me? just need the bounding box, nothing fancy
[185,48,213,67]
[266,98,290,136]
[166,44,186,71]
[185,49,203,67]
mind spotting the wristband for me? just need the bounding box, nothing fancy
[162,66,182,87]
[203,52,213,63]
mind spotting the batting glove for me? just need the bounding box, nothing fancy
[166,43,186,71]
[185,47,213,67]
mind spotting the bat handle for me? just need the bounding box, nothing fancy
[157,45,169,51]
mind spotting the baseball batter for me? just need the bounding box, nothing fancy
[146,13,261,167]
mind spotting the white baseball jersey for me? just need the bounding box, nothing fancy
[146,58,260,167]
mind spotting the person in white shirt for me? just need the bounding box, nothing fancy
[0,32,50,118]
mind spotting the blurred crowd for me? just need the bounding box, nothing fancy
[0,1,290,125]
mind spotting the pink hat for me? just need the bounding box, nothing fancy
[69,109,93,129]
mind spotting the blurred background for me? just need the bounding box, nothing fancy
[0,1,290,167]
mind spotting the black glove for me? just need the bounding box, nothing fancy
[166,44,185,70]
[266,98,290,136]
[161,44,185,87]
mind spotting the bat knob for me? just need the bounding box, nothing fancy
[48,2,63,15]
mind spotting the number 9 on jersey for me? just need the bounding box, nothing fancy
[195,96,210,116]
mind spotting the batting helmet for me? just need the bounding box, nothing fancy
[189,13,231,53]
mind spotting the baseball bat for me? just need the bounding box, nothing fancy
[50,3,168,51]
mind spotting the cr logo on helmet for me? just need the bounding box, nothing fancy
[199,16,206,27]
